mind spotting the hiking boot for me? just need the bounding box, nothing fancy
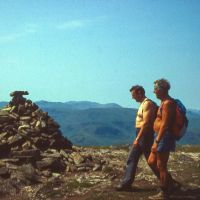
[115,184,132,191]
[167,180,182,195]
[173,180,181,191]
[148,191,169,200]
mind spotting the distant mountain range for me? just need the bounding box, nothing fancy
[0,101,200,146]
[36,100,122,110]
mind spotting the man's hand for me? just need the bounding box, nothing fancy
[133,139,139,148]
[151,142,158,153]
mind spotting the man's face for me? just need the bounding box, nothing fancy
[154,85,164,100]
[131,90,142,102]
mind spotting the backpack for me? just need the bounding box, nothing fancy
[171,99,188,140]
[141,99,158,118]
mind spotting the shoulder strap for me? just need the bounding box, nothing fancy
[158,99,176,117]
[142,98,157,113]
[157,101,164,118]
[141,98,149,113]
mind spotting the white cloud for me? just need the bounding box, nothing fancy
[25,24,38,33]
[56,16,107,30]
[57,19,89,30]
[0,33,24,43]
[0,24,38,44]
[0,16,107,43]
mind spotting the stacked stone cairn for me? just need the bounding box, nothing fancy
[0,91,105,185]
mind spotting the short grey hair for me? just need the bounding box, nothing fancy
[154,78,171,91]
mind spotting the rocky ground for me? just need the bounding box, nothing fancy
[0,92,199,200]
[0,145,199,200]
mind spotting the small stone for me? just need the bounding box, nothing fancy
[0,132,9,140]
[93,164,102,171]
[41,170,52,177]
[52,172,61,178]
[60,149,69,159]
[77,167,86,171]
[0,166,10,178]
[71,153,85,165]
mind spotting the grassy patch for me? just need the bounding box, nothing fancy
[66,179,93,191]
[84,146,112,149]
[176,145,200,152]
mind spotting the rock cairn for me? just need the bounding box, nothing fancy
[0,91,72,156]
[0,91,107,186]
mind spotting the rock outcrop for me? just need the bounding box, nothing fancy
[0,91,110,200]
[0,91,73,184]
[0,92,71,151]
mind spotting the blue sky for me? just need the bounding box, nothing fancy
[0,0,200,109]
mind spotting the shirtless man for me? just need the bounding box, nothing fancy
[116,85,160,191]
[148,79,177,200]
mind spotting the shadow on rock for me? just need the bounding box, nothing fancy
[170,187,200,200]
[128,186,157,193]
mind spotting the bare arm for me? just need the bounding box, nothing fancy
[156,100,175,142]
[151,100,176,152]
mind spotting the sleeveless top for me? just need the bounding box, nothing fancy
[135,98,149,128]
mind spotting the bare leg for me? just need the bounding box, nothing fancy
[146,151,160,179]
[148,151,157,171]
[157,152,171,193]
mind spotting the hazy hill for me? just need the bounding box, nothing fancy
[37,101,200,146]
[37,103,135,146]
[0,101,7,108]
[36,100,122,110]
[0,101,200,146]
